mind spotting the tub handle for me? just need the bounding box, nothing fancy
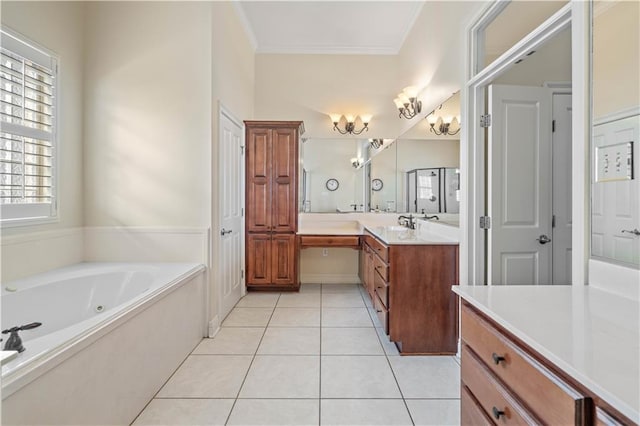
[2,322,42,353]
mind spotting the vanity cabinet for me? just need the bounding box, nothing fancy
[460,302,593,425]
[247,233,296,286]
[361,230,458,354]
[245,121,303,290]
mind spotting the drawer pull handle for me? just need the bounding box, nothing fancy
[492,407,505,420]
[492,353,506,365]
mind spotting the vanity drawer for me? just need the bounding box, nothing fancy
[373,255,388,281]
[462,345,540,425]
[299,235,360,249]
[374,271,389,309]
[365,234,388,262]
[461,304,588,426]
[373,293,388,334]
[461,385,495,426]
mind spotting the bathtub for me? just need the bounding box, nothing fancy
[1,262,207,425]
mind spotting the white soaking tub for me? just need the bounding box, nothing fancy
[1,262,207,425]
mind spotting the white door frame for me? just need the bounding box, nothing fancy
[216,103,246,329]
[461,2,590,286]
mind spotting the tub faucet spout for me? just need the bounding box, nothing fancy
[2,322,42,353]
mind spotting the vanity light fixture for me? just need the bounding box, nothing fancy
[369,139,385,149]
[394,86,422,119]
[330,114,371,135]
[427,113,461,136]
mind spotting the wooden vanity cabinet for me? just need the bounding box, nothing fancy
[361,230,458,354]
[460,302,595,425]
[245,121,303,291]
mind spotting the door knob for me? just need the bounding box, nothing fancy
[621,229,640,236]
[220,228,232,236]
[536,234,551,244]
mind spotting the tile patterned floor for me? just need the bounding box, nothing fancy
[132,283,461,425]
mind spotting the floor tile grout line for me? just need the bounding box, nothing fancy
[130,329,210,425]
[365,281,417,426]
[223,292,282,425]
[318,283,323,426]
[151,396,459,400]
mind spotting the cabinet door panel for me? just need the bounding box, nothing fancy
[247,234,272,285]
[271,128,297,232]
[271,234,297,286]
[247,128,271,232]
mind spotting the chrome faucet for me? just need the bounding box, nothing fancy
[398,214,416,230]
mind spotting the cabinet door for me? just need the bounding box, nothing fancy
[271,127,298,232]
[246,127,271,232]
[247,233,272,285]
[271,233,297,286]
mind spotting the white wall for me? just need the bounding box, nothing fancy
[254,54,400,138]
[1,2,256,330]
[593,1,640,119]
[494,27,571,86]
[397,1,486,136]
[83,2,212,228]
[209,1,255,327]
[0,1,85,281]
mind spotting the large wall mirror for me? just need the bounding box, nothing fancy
[300,94,461,215]
[591,0,640,268]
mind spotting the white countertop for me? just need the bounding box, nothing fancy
[297,213,459,245]
[452,285,640,423]
[361,223,458,245]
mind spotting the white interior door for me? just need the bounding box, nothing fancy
[552,94,573,284]
[591,114,640,265]
[219,109,244,320]
[488,84,552,285]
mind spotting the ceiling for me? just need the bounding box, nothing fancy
[235,1,425,55]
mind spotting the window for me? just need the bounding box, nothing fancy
[0,29,57,224]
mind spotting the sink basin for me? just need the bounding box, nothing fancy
[380,225,410,232]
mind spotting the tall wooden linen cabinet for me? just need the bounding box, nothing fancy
[245,121,304,291]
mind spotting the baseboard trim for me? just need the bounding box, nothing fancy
[208,316,220,338]
[300,274,361,284]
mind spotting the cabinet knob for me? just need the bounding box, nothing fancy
[492,353,506,365]
[492,407,505,420]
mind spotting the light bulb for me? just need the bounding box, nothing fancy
[444,116,453,124]
[403,86,419,99]
[345,115,355,123]
[398,93,409,104]
[427,115,438,125]
[329,113,342,123]
[393,98,404,108]
[360,114,372,124]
